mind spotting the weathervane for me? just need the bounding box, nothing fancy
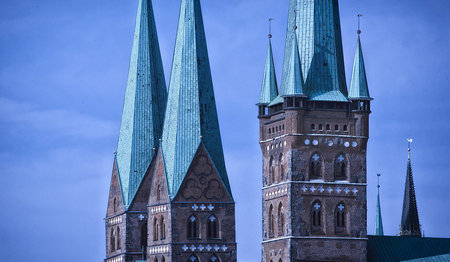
[357,14,363,35]
[268,18,274,39]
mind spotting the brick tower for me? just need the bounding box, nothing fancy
[105,0,236,261]
[258,1,372,261]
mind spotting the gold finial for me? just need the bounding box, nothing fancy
[268,18,274,39]
[407,138,413,159]
[377,173,381,190]
[357,14,363,35]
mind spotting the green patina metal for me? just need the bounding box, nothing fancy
[281,0,348,102]
[116,0,167,209]
[258,40,279,105]
[374,189,384,236]
[162,0,232,200]
[281,31,306,97]
[367,236,450,262]
[349,36,371,100]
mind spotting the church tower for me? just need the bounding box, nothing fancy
[147,0,237,261]
[105,0,167,261]
[258,1,371,261]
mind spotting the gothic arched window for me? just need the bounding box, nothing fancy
[278,154,284,181]
[269,156,275,185]
[116,226,121,250]
[269,204,275,238]
[334,154,347,180]
[278,203,285,236]
[113,197,117,213]
[209,254,220,262]
[153,218,159,241]
[154,257,158,262]
[309,153,323,179]
[311,200,323,234]
[110,228,116,252]
[188,255,199,262]
[335,203,347,234]
[187,215,199,239]
[157,185,161,201]
[160,216,166,240]
[161,256,165,262]
[207,215,219,239]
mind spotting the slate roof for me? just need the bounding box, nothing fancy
[116,0,167,209]
[258,40,279,105]
[281,0,348,102]
[400,153,422,237]
[162,0,232,200]
[367,236,450,262]
[349,36,371,100]
[404,253,450,262]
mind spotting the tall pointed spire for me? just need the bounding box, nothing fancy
[282,0,348,102]
[258,38,279,105]
[115,0,167,209]
[162,0,232,199]
[400,139,422,237]
[349,26,371,100]
[374,173,384,236]
[282,32,306,97]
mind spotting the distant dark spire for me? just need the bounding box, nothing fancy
[399,139,422,237]
[374,173,384,236]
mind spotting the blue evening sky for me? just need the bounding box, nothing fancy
[1,0,449,261]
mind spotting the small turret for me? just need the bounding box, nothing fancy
[349,15,372,112]
[258,27,279,116]
[374,173,384,236]
[399,139,422,237]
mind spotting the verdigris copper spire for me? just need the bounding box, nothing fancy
[162,0,232,199]
[283,0,348,101]
[400,139,422,237]
[258,39,279,105]
[282,32,306,97]
[374,173,384,236]
[349,30,371,100]
[116,0,167,209]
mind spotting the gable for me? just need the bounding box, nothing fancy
[173,144,233,203]
[148,149,170,205]
[106,158,125,217]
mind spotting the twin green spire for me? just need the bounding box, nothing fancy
[259,0,371,105]
[116,0,231,206]
[258,40,279,105]
[161,0,232,199]
[116,0,167,209]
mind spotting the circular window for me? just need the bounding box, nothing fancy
[313,140,319,146]
[344,142,350,148]
[352,142,358,148]
[328,140,334,146]
[305,139,310,145]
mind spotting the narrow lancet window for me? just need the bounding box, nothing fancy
[187,215,199,239]
[207,215,219,239]
[309,153,323,179]
[311,200,323,234]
